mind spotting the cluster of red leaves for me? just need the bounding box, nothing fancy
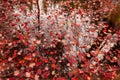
[0,0,120,80]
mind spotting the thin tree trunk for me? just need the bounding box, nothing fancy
[36,0,40,31]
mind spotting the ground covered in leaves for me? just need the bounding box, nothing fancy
[0,0,120,80]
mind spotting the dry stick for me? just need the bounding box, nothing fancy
[18,25,24,35]
[73,11,80,52]
[90,34,119,68]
